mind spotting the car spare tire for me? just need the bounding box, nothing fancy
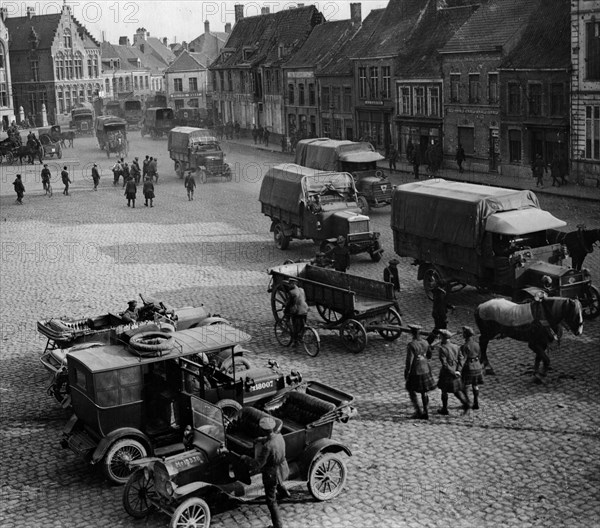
[128,331,175,357]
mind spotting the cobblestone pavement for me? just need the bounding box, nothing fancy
[0,136,599,528]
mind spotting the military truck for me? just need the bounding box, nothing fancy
[259,164,382,261]
[295,138,391,215]
[141,107,175,138]
[168,126,231,182]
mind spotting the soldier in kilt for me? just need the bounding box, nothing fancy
[434,329,470,415]
[404,324,436,420]
[459,326,483,410]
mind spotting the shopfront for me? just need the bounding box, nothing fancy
[356,105,392,150]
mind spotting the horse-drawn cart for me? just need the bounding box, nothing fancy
[268,262,404,352]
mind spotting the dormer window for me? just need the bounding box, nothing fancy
[243,47,255,61]
[64,28,72,48]
[29,28,39,50]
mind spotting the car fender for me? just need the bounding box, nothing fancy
[202,316,230,326]
[173,480,218,500]
[298,438,352,479]
[92,428,151,464]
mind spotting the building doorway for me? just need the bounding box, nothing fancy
[489,128,500,172]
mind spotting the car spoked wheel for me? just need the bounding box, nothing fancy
[307,453,348,501]
[123,468,156,518]
[170,497,211,528]
[103,439,147,485]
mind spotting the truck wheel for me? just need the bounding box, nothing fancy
[423,267,442,301]
[308,452,348,501]
[274,223,290,250]
[357,195,370,215]
[170,497,211,528]
[582,284,600,319]
[103,438,147,485]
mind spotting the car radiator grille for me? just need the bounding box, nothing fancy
[372,184,392,200]
[349,220,370,234]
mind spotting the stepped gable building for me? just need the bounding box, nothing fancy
[5,3,101,126]
[209,4,324,138]
[394,0,478,162]
[316,8,385,141]
[0,9,15,129]
[498,0,571,179]
[164,50,210,121]
[571,0,600,185]
[283,6,361,139]
[440,0,539,173]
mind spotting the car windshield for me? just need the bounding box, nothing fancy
[191,397,225,442]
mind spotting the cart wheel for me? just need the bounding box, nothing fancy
[339,319,367,353]
[123,468,156,518]
[316,303,343,324]
[271,283,290,322]
[583,284,600,319]
[307,452,347,501]
[274,223,290,250]
[170,497,211,528]
[103,438,147,485]
[275,319,293,347]
[377,307,403,341]
[423,267,442,301]
[357,195,370,215]
[369,249,382,262]
[301,326,320,357]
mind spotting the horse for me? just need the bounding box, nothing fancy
[475,297,583,382]
[16,144,42,164]
[547,226,600,270]
[59,131,75,148]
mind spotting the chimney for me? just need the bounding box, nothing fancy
[225,22,232,33]
[205,20,210,34]
[261,7,270,15]
[27,6,35,19]
[0,7,8,21]
[119,36,128,45]
[350,3,361,24]
[234,4,244,23]
[134,27,146,45]
[163,37,168,46]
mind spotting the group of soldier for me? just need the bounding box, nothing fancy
[114,155,156,208]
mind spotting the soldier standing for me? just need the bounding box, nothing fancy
[142,155,150,180]
[434,329,470,415]
[124,177,137,208]
[327,236,351,273]
[13,174,25,204]
[185,172,196,201]
[427,281,454,344]
[143,177,155,207]
[286,278,309,344]
[61,166,71,196]
[459,326,483,410]
[91,164,100,191]
[404,324,436,419]
[383,259,401,295]
[41,164,52,195]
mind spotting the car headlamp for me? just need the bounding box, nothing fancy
[165,481,174,497]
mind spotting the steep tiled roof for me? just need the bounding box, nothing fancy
[500,0,570,69]
[442,0,539,54]
[317,9,386,76]
[103,41,165,74]
[284,19,355,69]
[210,6,323,69]
[395,2,478,78]
[165,51,206,73]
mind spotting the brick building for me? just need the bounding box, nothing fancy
[0,9,15,130]
[164,51,209,118]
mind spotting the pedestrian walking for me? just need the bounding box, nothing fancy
[285,278,309,345]
[258,125,264,144]
[532,154,547,188]
[91,164,100,191]
[234,121,240,139]
[427,281,454,344]
[13,174,25,204]
[459,326,483,410]
[121,162,130,187]
[142,155,150,180]
[550,153,561,187]
[112,159,122,186]
[131,157,141,184]
[41,164,52,196]
[281,135,287,153]
[252,125,258,145]
[383,258,401,295]
[434,329,470,415]
[143,177,155,207]
[406,140,415,164]
[404,324,436,419]
[264,127,270,147]
[455,143,466,173]
[412,148,421,180]
[327,236,351,273]
[243,416,290,528]
[185,172,196,201]
[124,178,137,208]
[388,144,398,171]
[61,166,71,196]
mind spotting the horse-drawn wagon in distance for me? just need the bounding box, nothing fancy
[391,179,599,318]
[95,116,128,158]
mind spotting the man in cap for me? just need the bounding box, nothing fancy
[285,278,309,344]
[383,258,401,295]
[244,416,290,528]
[404,324,435,419]
[459,326,483,410]
[434,329,470,415]
[326,235,351,273]
[121,300,139,323]
[427,280,455,344]
[91,164,100,191]
[41,164,52,195]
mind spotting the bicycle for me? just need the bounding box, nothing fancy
[274,315,320,357]
[43,180,53,197]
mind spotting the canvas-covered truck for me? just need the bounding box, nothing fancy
[295,138,391,215]
[260,164,382,261]
[391,179,598,313]
[168,126,231,182]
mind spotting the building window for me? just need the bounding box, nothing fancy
[265,70,272,93]
[399,86,411,115]
[450,73,460,103]
[413,86,425,115]
[343,87,351,112]
[528,83,542,116]
[188,98,199,107]
[297,83,304,106]
[218,71,224,91]
[125,77,131,91]
[468,73,480,103]
[66,57,73,80]
[58,89,64,113]
[488,73,498,104]
[64,28,72,48]
[358,67,367,99]
[134,76,138,89]
[239,71,245,92]
[369,66,379,98]
[105,78,110,93]
[189,78,198,92]
[428,86,440,117]
[332,86,341,110]
[30,60,39,82]
[458,126,475,155]
[75,54,83,78]
[586,21,600,80]
[0,83,7,107]
[174,99,184,110]
[321,86,330,110]
[227,70,233,92]
[145,76,149,89]
[382,66,391,99]
[550,83,564,116]
[585,105,600,160]
[309,83,316,106]
[56,55,64,80]
[509,129,522,162]
[174,78,183,92]
[288,83,295,105]
[94,56,99,77]
[87,86,92,101]
[508,82,521,115]
[322,117,330,136]
[87,57,93,77]
[0,43,4,69]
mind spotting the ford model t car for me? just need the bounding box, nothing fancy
[259,164,382,261]
[60,324,301,484]
[123,382,355,527]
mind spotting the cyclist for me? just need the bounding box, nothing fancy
[41,164,52,196]
[285,278,308,345]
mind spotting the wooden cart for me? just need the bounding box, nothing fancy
[268,263,404,353]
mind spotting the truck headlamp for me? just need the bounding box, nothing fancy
[316,221,322,230]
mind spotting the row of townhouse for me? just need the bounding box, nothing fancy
[210,0,599,183]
